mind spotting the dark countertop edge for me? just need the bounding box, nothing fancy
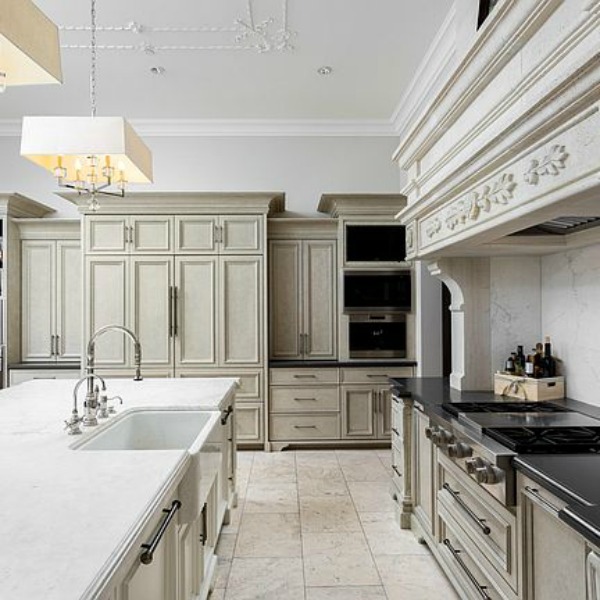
[9,363,81,370]
[269,360,418,368]
[560,507,600,549]
[512,457,593,508]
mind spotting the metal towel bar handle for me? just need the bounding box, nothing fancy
[140,500,182,565]
[443,539,491,600]
[442,483,491,535]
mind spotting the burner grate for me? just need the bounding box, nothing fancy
[442,401,570,417]
[485,426,600,453]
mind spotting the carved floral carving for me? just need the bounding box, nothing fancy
[405,223,415,252]
[425,218,441,238]
[524,144,569,185]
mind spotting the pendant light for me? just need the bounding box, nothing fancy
[20,0,153,210]
[0,0,62,91]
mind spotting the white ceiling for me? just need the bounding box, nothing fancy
[1,0,453,122]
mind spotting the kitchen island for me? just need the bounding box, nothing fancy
[0,378,237,600]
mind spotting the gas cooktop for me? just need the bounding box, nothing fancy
[442,401,570,417]
[485,426,600,454]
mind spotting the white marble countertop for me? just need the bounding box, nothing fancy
[0,377,237,600]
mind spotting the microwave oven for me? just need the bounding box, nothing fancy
[343,270,412,313]
[345,224,406,263]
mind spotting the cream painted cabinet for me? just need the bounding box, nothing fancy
[519,474,587,600]
[86,215,173,254]
[412,407,435,538]
[341,384,390,439]
[21,240,81,362]
[269,239,336,361]
[175,215,262,255]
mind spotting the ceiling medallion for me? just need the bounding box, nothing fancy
[60,0,296,55]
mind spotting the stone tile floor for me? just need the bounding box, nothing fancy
[210,449,459,600]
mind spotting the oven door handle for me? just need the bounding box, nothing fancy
[442,483,491,535]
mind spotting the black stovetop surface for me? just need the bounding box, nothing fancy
[485,426,600,454]
[442,400,571,417]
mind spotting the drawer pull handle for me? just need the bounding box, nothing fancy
[524,486,560,517]
[294,425,318,429]
[443,539,491,600]
[199,502,208,546]
[140,500,182,565]
[392,465,402,477]
[392,395,400,404]
[392,427,400,436]
[293,374,317,379]
[442,483,491,535]
[367,374,389,379]
[294,397,317,402]
[221,405,233,425]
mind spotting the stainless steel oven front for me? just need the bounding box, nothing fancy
[348,313,406,359]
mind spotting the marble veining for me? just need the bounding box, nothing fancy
[542,243,600,406]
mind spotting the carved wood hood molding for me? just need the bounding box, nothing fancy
[394,0,600,260]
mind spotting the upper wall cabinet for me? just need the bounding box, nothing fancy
[175,215,263,255]
[393,1,600,259]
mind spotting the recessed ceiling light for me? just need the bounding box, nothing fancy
[317,66,333,76]
[150,66,166,76]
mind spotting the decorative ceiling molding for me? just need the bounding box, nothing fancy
[0,118,397,138]
[60,0,295,54]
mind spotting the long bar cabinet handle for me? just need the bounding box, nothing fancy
[392,465,402,477]
[55,335,60,356]
[50,335,55,356]
[442,483,491,535]
[168,286,174,337]
[199,502,208,546]
[524,486,560,517]
[173,286,179,337]
[221,405,233,425]
[443,539,491,599]
[140,500,182,565]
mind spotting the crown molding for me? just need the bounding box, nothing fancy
[0,118,397,138]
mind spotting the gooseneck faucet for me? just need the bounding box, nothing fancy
[65,373,107,435]
[86,326,143,399]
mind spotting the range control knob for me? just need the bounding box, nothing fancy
[465,457,484,474]
[447,442,473,459]
[424,426,438,440]
[474,464,501,485]
[437,428,455,446]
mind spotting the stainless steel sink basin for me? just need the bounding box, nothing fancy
[73,409,216,452]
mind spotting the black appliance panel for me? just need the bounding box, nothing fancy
[344,271,411,313]
[348,314,406,359]
[345,225,406,263]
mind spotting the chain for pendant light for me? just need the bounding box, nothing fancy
[90,0,98,117]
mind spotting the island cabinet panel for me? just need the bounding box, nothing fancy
[21,240,82,363]
[412,407,435,539]
[341,386,376,438]
[519,474,587,600]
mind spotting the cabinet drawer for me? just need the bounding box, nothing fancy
[270,386,339,413]
[269,368,339,386]
[340,367,413,385]
[269,414,340,440]
[177,369,262,401]
[438,452,517,590]
[9,369,80,386]
[439,511,508,600]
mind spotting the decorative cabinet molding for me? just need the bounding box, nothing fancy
[524,144,568,185]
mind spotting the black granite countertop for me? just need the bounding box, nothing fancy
[390,377,600,549]
[9,362,81,370]
[270,360,417,368]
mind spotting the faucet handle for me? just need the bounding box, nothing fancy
[64,414,83,435]
[107,396,123,415]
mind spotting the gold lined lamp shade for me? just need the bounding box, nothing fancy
[0,0,62,87]
[20,116,154,184]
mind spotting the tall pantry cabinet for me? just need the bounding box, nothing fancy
[71,192,284,448]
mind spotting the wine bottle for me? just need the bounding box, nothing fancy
[533,343,543,379]
[525,354,534,376]
[516,345,526,375]
[542,336,556,378]
[505,353,515,374]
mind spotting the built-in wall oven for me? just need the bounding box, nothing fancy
[343,270,411,313]
[348,314,406,359]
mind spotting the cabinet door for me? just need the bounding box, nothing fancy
[56,241,82,362]
[220,215,262,254]
[131,216,173,254]
[341,386,376,438]
[175,256,217,366]
[219,256,262,365]
[85,216,128,253]
[130,257,173,367]
[377,387,392,439]
[21,241,55,361]
[522,483,587,600]
[86,256,130,367]
[413,409,435,536]
[303,240,337,360]
[174,216,218,254]
[269,241,302,360]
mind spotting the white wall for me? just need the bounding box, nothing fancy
[415,261,443,376]
[542,243,600,406]
[0,135,401,216]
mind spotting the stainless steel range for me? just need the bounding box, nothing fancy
[433,401,600,506]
